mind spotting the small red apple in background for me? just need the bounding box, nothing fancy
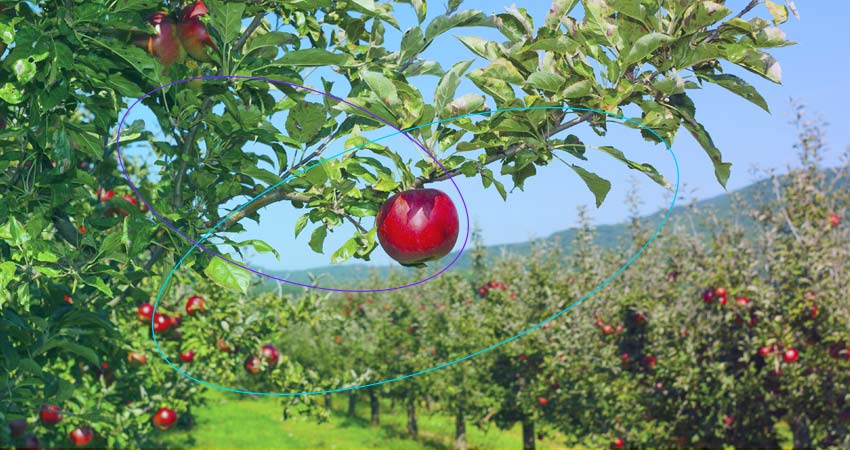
[611,437,625,449]
[69,426,94,447]
[152,407,178,431]
[723,415,734,426]
[518,353,527,362]
[334,335,342,345]
[78,225,87,234]
[137,303,154,321]
[134,12,184,67]
[718,296,728,306]
[735,296,750,307]
[127,352,147,365]
[98,188,115,202]
[702,289,714,303]
[217,338,232,352]
[261,344,280,366]
[185,295,206,315]
[537,396,548,407]
[715,287,728,297]
[758,346,771,357]
[63,295,73,305]
[620,352,630,364]
[244,355,262,374]
[615,324,623,334]
[122,194,138,208]
[9,419,27,438]
[153,313,170,333]
[634,312,648,326]
[783,348,799,363]
[643,355,657,368]
[376,188,459,266]
[39,404,63,426]
[601,325,614,335]
[178,1,218,62]
[829,212,840,227]
[810,305,818,319]
[179,350,195,362]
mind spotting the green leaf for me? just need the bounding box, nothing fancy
[624,32,673,65]
[362,71,400,107]
[0,83,23,104]
[399,26,426,64]
[309,225,328,254]
[569,165,611,207]
[84,277,113,297]
[286,101,326,143]
[294,214,309,238]
[455,35,500,60]
[764,0,788,25]
[595,146,671,189]
[331,237,359,264]
[425,10,493,42]
[562,80,594,99]
[525,70,566,92]
[726,48,782,84]
[448,93,487,117]
[665,94,731,187]
[244,31,300,56]
[12,58,37,84]
[208,0,246,44]
[435,60,474,118]
[204,255,252,294]
[234,239,280,259]
[696,73,769,112]
[278,49,354,67]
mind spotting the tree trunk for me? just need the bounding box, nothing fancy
[407,400,418,439]
[522,418,535,450]
[454,407,467,450]
[369,390,380,426]
[347,392,356,417]
[324,394,332,413]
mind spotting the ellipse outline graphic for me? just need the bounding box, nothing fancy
[148,101,680,396]
[115,75,471,293]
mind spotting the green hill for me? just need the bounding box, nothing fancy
[252,167,841,293]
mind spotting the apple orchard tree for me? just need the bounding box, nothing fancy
[0,0,797,447]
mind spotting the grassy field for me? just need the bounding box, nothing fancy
[152,389,567,449]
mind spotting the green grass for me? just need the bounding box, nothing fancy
[152,389,567,449]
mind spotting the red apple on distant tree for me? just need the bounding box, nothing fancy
[178,1,218,62]
[261,344,280,366]
[134,12,184,67]
[735,296,750,307]
[127,352,147,365]
[39,404,62,426]
[723,415,734,426]
[601,325,614,335]
[179,350,195,362]
[758,346,771,357]
[643,355,657,368]
[611,437,625,449]
[537,396,548,407]
[718,296,728,306]
[702,289,714,303]
[152,407,178,431]
[244,355,262,374]
[137,303,154,321]
[715,287,728,297]
[153,313,170,333]
[185,295,206,315]
[829,212,840,227]
[69,426,94,447]
[376,188,459,266]
[783,348,799,363]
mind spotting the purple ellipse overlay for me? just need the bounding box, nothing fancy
[115,75,470,293]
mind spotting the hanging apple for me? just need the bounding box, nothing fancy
[152,407,178,431]
[68,426,94,447]
[375,188,459,266]
[134,12,184,67]
[177,1,218,62]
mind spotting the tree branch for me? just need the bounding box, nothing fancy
[411,112,592,188]
[702,0,760,44]
[204,189,314,231]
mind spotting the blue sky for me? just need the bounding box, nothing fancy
[123,2,849,273]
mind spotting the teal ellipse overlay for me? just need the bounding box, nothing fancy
[152,105,679,396]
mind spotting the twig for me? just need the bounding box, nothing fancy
[702,0,760,44]
[411,112,592,188]
[772,175,802,244]
[344,214,368,234]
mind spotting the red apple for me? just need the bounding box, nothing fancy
[137,303,154,322]
[122,194,138,207]
[63,295,73,305]
[723,415,734,426]
[98,188,114,202]
[537,396,548,407]
[127,352,147,365]
[718,296,728,306]
[518,354,527,362]
[702,289,714,303]
[634,312,648,326]
[9,419,27,438]
[735,296,750,307]
[179,350,195,362]
[153,313,170,333]
[375,189,459,265]
[620,352,630,364]
[78,225,87,234]
[783,348,799,363]
[185,295,206,315]
[69,426,94,447]
[601,325,614,335]
[178,1,218,62]
[758,346,771,357]
[829,212,840,227]
[39,404,62,426]
[152,407,178,431]
[334,335,342,345]
[244,355,262,374]
[134,12,184,67]
[261,344,280,366]
[217,338,231,352]
[715,287,728,297]
[643,355,657,368]
[612,437,625,449]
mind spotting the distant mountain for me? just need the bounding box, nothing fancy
[253,167,841,293]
